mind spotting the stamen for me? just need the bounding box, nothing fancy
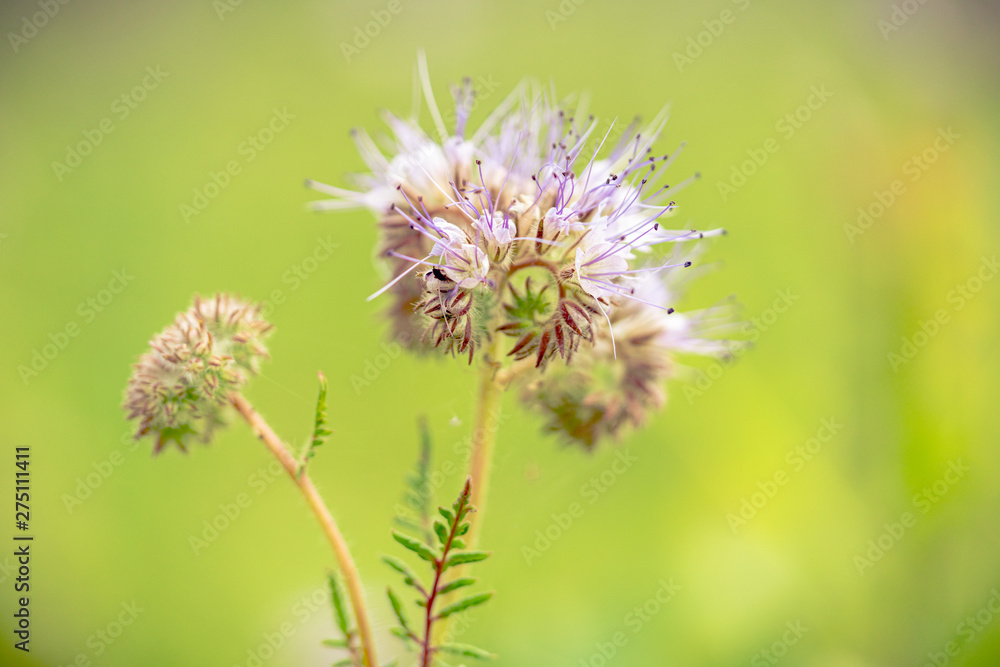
[417,49,448,141]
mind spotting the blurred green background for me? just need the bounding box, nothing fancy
[2,0,999,665]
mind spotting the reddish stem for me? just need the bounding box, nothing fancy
[420,481,471,667]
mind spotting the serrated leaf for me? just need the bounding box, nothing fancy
[392,530,438,563]
[438,642,497,660]
[328,572,350,636]
[437,592,493,619]
[386,586,410,632]
[300,372,331,471]
[438,507,455,523]
[438,577,476,595]
[444,550,490,569]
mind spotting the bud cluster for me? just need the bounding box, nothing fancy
[123,294,273,452]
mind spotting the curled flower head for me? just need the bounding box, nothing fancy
[123,294,273,453]
[308,58,740,447]
[522,246,742,447]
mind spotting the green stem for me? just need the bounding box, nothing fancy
[466,344,504,549]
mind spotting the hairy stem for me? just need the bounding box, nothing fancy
[466,350,503,549]
[230,392,378,667]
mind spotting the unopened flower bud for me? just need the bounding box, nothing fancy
[123,293,273,453]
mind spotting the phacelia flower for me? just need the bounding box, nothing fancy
[123,294,273,453]
[307,58,740,447]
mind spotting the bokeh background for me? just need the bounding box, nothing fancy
[2,0,999,665]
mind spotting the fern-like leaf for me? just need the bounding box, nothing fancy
[383,477,495,665]
[298,371,331,476]
[324,571,361,666]
[394,417,434,543]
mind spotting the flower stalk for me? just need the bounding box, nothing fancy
[466,343,504,549]
[230,392,378,667]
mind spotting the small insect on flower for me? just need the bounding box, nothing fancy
[307,54,741,447]
[123,294,273,453]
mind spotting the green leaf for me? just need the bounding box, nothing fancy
[386,586,410,632]
[333,659,355,667]
[434,519,450,545]
[438,642,497,660]
[392,530,438,563]
[438,577,476,595]
[444,550,490,569]
[321,638,349,648]
[389,627,412,641]
[452,480,472,514]
[503,275,552,325]
[298,371,331,474]
[438,507,455,524]
[437,592,493,619]
[327,572,350,637]
[381,555,425,591]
